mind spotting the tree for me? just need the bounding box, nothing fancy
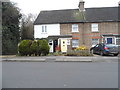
[20,13,37,40]
[2,2,22,55]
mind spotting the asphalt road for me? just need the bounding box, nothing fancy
[2,61,118,88]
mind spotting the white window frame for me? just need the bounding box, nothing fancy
[105,37,114,44]
[91,23,99,32]
[72,24,79,32]
[42,25,47,33]
[72,39,79,48]
[92,39,99,47]
[115,37,120,45]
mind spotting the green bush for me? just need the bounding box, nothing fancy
[67,45,93,56]
[18,40,32,56]
[18,40,50,56]
[67,50,93,56]
[37,40,42,56]
[40,40,49,56]
[30,41,38,56]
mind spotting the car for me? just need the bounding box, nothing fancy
[90,43,119,56]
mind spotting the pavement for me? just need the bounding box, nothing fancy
[0,55,119,62]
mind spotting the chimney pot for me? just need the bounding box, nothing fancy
[119,1,120,6]
[78,0,85,11]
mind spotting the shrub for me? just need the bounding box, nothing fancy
[67,45,93,56]
[37,40,42,56]
[18,39,50,56]
[30,41,38,56]
[40,40,49,56]
[67,50,92,56]
[75,45,88,51]
[53,51,63,56]
[66,50,78,56]
[18,40,32,56]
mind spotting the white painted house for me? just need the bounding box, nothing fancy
[34,24,60,39]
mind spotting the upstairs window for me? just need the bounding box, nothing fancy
[42,26,47,33]
[91,24,99,32]
[72,24,79,32]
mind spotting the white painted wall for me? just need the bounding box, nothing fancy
[34,24,60,39]
[49,40,54,53]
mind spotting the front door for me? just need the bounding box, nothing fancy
[107,38,112,44]
[53,40,58,52]
[61,39,67,53]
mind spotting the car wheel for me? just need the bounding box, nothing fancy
[114,54,118,56]
[100,51,104,56]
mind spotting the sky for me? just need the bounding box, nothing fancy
[10,0,120,15]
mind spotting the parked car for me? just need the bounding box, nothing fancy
[90,43,119,56]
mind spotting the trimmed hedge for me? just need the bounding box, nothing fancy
[18,40,49,56]
[41,40,49,56]
[37,40,42,56]
[18,40,32,56]
[30,41,38,56]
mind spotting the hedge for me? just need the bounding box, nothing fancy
[18,40,49,56]
[18,40,32,56]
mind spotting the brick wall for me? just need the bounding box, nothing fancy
[60,22,119,49]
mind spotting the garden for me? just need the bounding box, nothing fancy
[18,40,92,56]
[18,39,49,56]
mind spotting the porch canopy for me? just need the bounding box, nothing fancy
[102,34,120,37]
[48,35,72,40]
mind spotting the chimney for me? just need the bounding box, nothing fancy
[78,0,85,11]
[118,1,120,6]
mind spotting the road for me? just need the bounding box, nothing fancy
[2,58,118,88]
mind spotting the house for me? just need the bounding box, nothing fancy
[34,0,120,53]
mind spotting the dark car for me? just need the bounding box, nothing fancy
[90,43,119,56]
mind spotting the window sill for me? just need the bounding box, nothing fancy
[72,31,79,33]
[41,33,47,34]
[91,31,99,33]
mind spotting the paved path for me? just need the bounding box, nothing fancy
[1,55,119,62]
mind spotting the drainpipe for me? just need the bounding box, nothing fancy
[82,22,85,45]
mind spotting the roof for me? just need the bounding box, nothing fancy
[34,7,119,25]
[48,35,72,40]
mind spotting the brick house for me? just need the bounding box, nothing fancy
[34,0,120,53]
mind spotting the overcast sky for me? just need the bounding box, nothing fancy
[11,0,120,15]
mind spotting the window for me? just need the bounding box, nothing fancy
[72,39,79,48]
[67,39,70,45]
[91,24,98,32]
[45,26,47,32]
[42,26,47,33]
[72,24,79,32]
[107,38,113,44]
[92,39,99,47]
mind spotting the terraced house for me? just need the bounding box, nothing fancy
[34,0,120,53]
